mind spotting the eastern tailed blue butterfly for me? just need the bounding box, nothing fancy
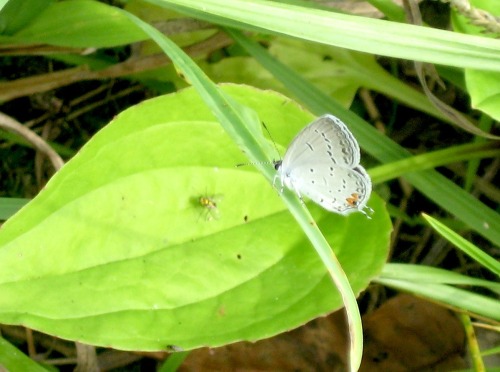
[274,114,372,216]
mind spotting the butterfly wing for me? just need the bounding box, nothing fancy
[281,115,361,175]
[286,161,371,215]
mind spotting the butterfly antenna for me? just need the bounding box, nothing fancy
[235,159,273,167]
[262,121,282,160]
[236,121,282,168]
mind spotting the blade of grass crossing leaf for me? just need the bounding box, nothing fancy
[226,28,500,246]
[120,10,363,372]
[122,23,275,172]
[423,214,500,277]
[277,189,364,372]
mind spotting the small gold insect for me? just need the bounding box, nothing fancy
[199,195,217,210]
[197,194,221,221]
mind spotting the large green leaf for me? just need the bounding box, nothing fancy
[10,0,146,47]
[0,85,391,351]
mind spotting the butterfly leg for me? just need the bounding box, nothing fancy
[289,180,305,204]
[273,174,284,193]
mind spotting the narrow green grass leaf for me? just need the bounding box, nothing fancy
[382,264,500,294]
[465,115,494,191]
[159,351,190,372]
[155,0,500,71]
[423,214,500,277]
[374,278,500,320]
[458,312,486,372]
[0,336,49,372]
[482,345,500,357]
[370,142,500,184]
[0,198,29,220]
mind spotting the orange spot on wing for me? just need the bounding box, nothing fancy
[346,193,360,207]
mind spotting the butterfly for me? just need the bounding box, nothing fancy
[274,114,372,216]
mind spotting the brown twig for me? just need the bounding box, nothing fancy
[0,32,233,102]
[0,111,64,171]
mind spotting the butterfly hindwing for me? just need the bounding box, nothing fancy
[286,161,371,215]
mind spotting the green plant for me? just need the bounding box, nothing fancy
[0,0,498,371]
